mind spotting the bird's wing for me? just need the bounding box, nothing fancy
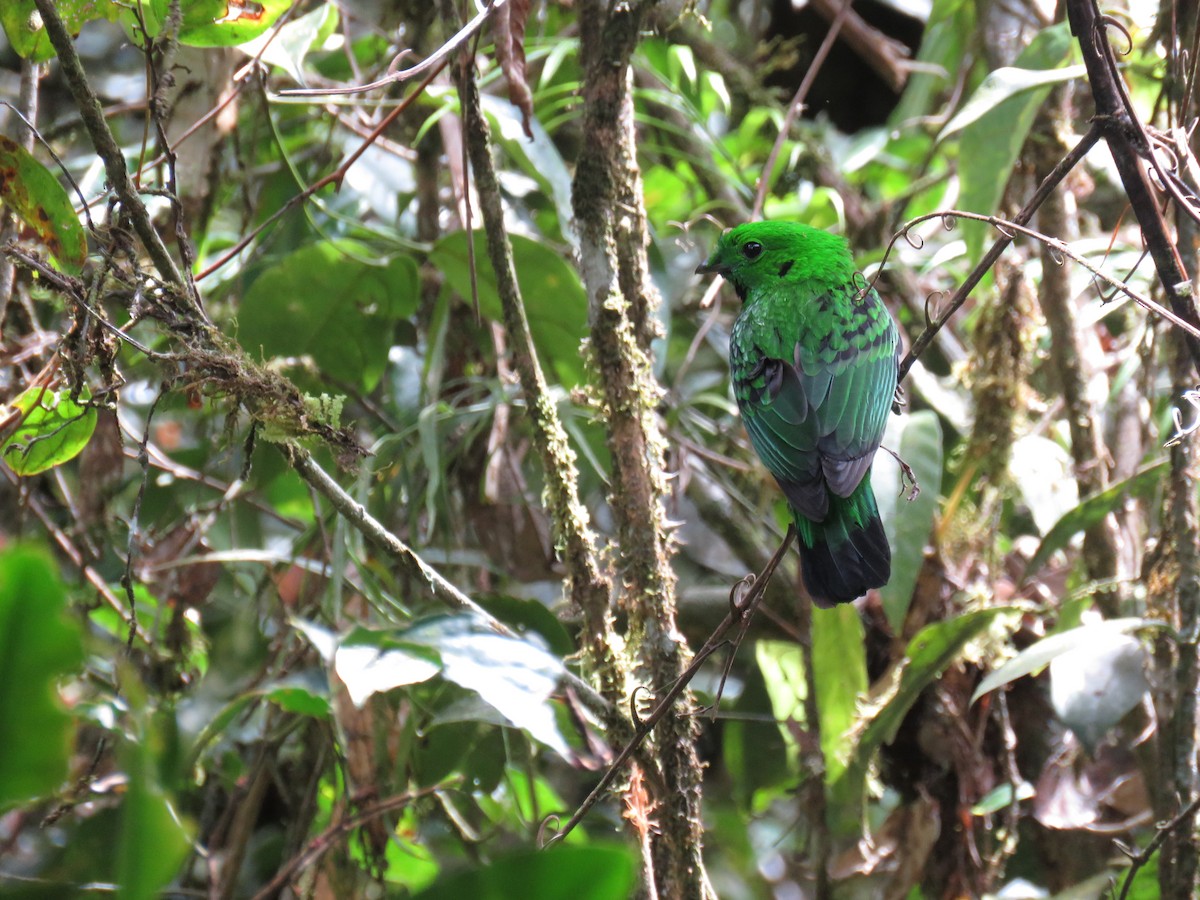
[735,353,829,521]
[797,299,899,498]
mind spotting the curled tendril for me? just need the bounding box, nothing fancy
[1048,245,1066,266]
[924,290,944,328]
[852,270,875,304]
[1099,15,1134,56]
[537,814,562,848]
[1165,389,1200,447]
[993,221,1016,239]
[385,48,416,76]
[941,213,958,231]
[730,573,755,617]
[629,685,651,728]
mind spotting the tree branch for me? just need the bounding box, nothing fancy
[32,0,202,323]
[1066,0,1200,373]
[454,55,622,705]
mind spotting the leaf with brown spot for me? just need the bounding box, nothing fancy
[0,0,117,62]
[180,0,293,48]
[0,136,87,272]
[492,0,535,139]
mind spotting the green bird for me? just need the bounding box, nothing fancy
[696,221,899,607]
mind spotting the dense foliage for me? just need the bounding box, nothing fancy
[2,0,1200,897]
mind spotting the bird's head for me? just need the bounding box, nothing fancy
[695,221,853,300]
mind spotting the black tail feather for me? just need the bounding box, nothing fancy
[800,512,891,608]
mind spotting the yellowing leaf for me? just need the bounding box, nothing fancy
[0,136,87,272]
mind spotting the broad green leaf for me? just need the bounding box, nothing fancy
[939,64,1088,141]
[410,846,637,900]
[1010,435,1079,535]
[1023,462,1167,578]
[841,608,1015,818]
[179,0,294,48]
[970,617,1161,705]
[0,135,87,271]
[958,22,1076,260]
[970,780,1034,815]
[1,384,98,476]
[723,663,791,810]
[878,411,943,632]
[889,0,974,126]
[117,726,191,900]
[0,548,84,811]
[756,640,807,759]
[402,615,571,759]
[303,614,572,758]
[238,242,418,392]
[1,0,116,61]
[334,628,442,707]
[813,605,868,837]
[431,231,588,386]
[237,1,337,84]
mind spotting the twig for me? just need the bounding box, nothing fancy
[1067,0,1200,374]
[896,209,1200,343]
[543,527,796,847]
[195,56,447,281]
[0,58,39,325]
[284,444,610,718]
[455,50,617,683]
[277,0,508,98]
[31,0,203,323]
[751,0,857,218]
[0,460,153,645]
[249,783,453,899]
[1117,795,1200,900]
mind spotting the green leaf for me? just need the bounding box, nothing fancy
[0,0,116,62]
[1,384,98,476]
[938,64,1088,141]
[116,726,191,900]
[840,608,1016,819]
[970,617,1162,705]
[410,846,637,900]
[237,1,337,83]
[431,231,588,386]
[971,780,1034,815]
[755,640,806,760]
[723,662,791,810]
[813,605,869,837]
[957,22,1076,260]
[402,615,571,759]
[179,0,294,48]
[0,548,84,812]
[333,627,443,707]
[0,135,87,271]
[878,411,943,632]
[1023,461,1167,579]
[238,242,418,392]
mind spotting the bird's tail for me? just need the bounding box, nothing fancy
[796,476,891,608]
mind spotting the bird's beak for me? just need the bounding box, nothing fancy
[695,259,727,276]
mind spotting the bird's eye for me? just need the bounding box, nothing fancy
[742,241,763,260]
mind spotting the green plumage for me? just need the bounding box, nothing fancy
[697,222,899,607]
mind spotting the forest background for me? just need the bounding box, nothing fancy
[2,0,1200,897]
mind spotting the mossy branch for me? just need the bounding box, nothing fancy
[454,58,623,705]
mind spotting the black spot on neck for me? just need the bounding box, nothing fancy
[778,259,795,278]
[734,281,748,303]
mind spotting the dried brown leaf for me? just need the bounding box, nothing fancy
[493,0,535,139]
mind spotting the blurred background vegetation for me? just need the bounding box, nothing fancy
[2,0,1199,896]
